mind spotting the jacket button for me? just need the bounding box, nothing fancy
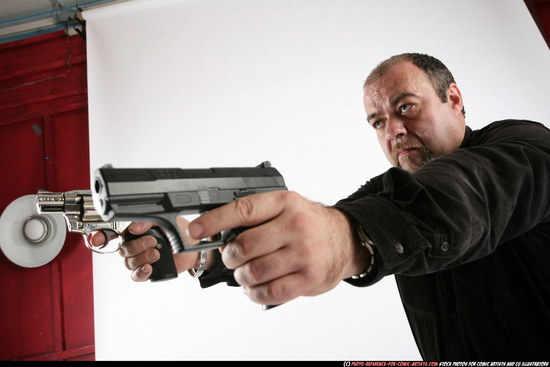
[440,241,450,252]
[395,243,404,254]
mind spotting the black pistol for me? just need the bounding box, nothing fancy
[92,161,287,256]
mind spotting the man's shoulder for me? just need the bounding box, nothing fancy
[466,119,549,147]
[486,118,545,128]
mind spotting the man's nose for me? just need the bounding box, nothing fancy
[385,118,407,141]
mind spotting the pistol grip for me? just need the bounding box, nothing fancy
[124,227,178,282]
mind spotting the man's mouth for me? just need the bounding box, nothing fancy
[397,148,414,157]
[392,142,425,160]
[391,142,433,170]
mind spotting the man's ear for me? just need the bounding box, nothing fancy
[447,83,464,116]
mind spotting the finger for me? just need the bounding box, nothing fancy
[89,222,155,249]
[131,264,153,282]
[175,216,201,247]
[124,247,159,271]
[233,246,299,287]
[187,191,289,240]
[89,231,107,248]
[119,235,158,258]
[172,252,204,274]
[243,272,309,306]
[127,222,155,235]
[221,214,293,269]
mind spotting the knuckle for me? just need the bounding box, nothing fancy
[235,233,255,256]
[119,235,154,258]
[286,210,310,233]
[123,250,153,271]
[118,244,131,258]
[221,245,238,269]
[264,282,289,303]
[282,190,299,201]
[233,196,256,221]
[243,261,262,284]
[224,235,253,266]
[131,266,148,282]
[123,257,133,271]
[300,265,317,285]
[281,190,302,207]
[119,242,138,258]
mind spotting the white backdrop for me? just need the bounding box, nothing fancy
[84,0,550,360]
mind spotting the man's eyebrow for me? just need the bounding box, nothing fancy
[391,92,417,106]
[366,112,379,123]
[366,92,418,123]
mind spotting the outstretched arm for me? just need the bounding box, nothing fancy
[187,191,372,306]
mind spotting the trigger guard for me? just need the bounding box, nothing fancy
[85,229,122,254]
[220,229,239,243]
[99,229,118,249]
[194,229,240,250]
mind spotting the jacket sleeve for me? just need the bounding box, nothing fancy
[334,120,550,286]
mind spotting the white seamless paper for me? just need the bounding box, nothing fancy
[85,0,550,360]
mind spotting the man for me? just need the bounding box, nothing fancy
[109,53,550,360]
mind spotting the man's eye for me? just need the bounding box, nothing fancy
[372,120,384,129]
[399,104,411,113]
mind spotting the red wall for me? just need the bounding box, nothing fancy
[527,0,550,47]
[0,31,94,361]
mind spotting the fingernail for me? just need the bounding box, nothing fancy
[148,249,159,262]
[242,286,248,295]
[129,222,143,233]
[141,265,150,274]
[144,237,157,248]
[187,222,204,239]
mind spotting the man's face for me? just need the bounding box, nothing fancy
[363,62,465,173]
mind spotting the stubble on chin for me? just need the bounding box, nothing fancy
[392,142,434,172]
